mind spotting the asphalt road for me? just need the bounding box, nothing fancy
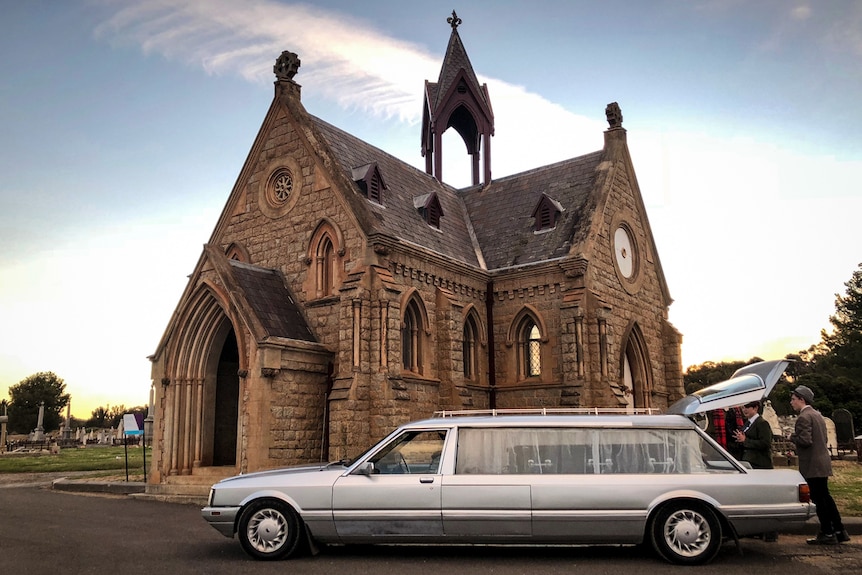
[1,484,859,575]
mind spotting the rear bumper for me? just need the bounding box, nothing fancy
[724,503,813,536]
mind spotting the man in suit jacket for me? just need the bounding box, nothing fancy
[733,400,773,469]
[790,385,850,545]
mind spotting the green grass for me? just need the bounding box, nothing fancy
[831,460,862,516]
[0,445,149,474]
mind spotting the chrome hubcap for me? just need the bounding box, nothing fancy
[664,509,710,557]
[247,508,287,553]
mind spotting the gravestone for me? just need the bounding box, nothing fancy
[61,404,73,440]
[31,402,46,441]
[762,400,781,436]
[825,417,838,456]
[832,408,855,451]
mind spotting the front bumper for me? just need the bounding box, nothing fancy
[201,506,241,538]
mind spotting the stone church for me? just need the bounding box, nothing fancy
[147,16,683,493]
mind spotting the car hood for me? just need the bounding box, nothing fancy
[213,461,346,486]
[666,359,789,416]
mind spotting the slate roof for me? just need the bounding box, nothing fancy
[311,116,482,266]
[311,116,605,273]
[228,260,316,342]
[462,153,604,270]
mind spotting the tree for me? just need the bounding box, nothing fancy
[86,404,148,428]
[87,405,110,428]
[6,372,71,434]
[822,263,862,354]
[793,263,862,429]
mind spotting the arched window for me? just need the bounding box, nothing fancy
[317,235,335,297]
[306,220,344,300]
[402,298,424,374]
[463,315,479,379]
[518,316,542,378]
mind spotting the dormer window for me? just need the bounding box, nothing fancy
[414,192,444,228]
[531,193,563,232]
[352,162,386,204]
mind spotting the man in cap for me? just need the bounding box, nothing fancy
[790,385,850,545]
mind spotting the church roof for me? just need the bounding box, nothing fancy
[227,260,315,342]
[462,153,604,270]
[311,114,605,272]
[311,116,483,266]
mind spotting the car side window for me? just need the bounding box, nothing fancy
[455,427,738,475]
[367,430,446,474]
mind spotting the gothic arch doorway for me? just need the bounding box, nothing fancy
[210,326,239,466]
[621,323,652,410]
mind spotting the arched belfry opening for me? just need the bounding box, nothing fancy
[621,323,653,411]
[422,11,494,186]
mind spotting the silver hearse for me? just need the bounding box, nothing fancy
[202,360,811,564]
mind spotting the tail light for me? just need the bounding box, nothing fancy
[798,483,811,503]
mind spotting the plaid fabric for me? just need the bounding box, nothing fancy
[711,408,745,447]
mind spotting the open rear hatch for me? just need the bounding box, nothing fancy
[666,359,790,416]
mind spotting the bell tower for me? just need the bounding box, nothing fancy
[421,11,494,186]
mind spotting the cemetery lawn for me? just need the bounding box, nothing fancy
[0,445,148,475]
[831,460,862,516]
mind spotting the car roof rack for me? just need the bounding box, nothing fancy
[432,407,663,418]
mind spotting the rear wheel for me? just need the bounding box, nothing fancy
[650,501,722,565]
[237,499,302,560]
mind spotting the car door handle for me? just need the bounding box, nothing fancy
[419,476,435,484]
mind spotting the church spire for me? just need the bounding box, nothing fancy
[421,12,494,186]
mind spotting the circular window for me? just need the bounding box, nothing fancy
[258,158,303,219]
[268,168,294,206]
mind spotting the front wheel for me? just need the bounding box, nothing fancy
[237,499,302,560]
[650,501,722,565]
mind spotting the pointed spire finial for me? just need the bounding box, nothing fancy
[447,10,462,29]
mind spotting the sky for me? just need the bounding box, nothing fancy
[2,0,861,420]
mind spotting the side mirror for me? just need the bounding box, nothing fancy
[354,461,375,476]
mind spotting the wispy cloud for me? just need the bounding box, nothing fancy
[93,0,607,181]
[95,0,449,122]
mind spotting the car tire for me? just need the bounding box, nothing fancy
[237,499,302,560]
[650,501,722,565]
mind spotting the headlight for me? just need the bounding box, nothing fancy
[207,488,215,506]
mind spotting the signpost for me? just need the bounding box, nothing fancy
[122,413,146,483]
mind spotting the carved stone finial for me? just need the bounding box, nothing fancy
[274,50,301,81]
[447,10,462,29]
[605,102,623,129]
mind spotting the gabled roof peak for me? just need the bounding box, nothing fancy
[434,14,484,111]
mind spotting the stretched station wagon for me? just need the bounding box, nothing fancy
[202,360,812,564]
